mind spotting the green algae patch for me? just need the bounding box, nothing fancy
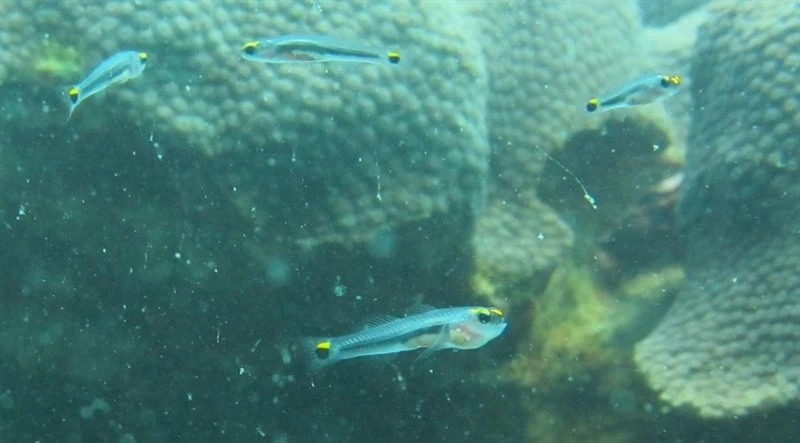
[496,261,685,443]
[29,41,84,82]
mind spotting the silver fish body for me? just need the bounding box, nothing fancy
[67,51,148,120]
[241,34,400,65]
[302,306,507,372]
[586,74,681,113]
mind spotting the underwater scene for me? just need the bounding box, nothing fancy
[0,0,798,442]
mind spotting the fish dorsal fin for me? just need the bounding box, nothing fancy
[415,325,450,361]
[361,314,400,330]
[406,304,437,317]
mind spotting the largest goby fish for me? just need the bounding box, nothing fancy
[302,305,507,372]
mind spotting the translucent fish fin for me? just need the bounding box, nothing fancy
[299,336,337,374]
[95,88,108,103]
[55,85,72,105]
[67,100,82,121]
[415,325,450,361]
[53,85,76,121]
[361,314,400,330]
[364,353,397,371]
[405,303,437,317]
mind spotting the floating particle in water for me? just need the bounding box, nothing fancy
[333,275,346,297]
[79,398,111,419]
[0,390,14,410]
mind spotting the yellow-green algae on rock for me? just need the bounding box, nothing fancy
[30,41,84,81]
[496,263,684,443]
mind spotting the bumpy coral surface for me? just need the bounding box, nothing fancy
[473,198,573,300]
[635,1,800,418]
[471,1,679,290]
[643,6,710,148]
[1,1,491,245]
[0,1,674,252]
[482,1,660,193]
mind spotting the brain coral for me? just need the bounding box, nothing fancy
[635,1,800,418]
[1,1,491,245]
[472,1,679,296]
[643,6,710,147]
[482,1,664,194]
[472,197,573,299]
[1,1,676,263]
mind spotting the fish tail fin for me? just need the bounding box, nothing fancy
[300,337,338,374]
[53,85,77,121]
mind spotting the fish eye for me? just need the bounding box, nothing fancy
[586,98,599,112]
[478,313,491,324]
[660,77,670,88]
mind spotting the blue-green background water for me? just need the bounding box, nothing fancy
[1,1,799,442]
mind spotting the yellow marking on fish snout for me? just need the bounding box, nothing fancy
[660,75,680,88]
[68,86,80,103]
[242,41,260,55]
[489,307,504,317]
[314,340,331,359]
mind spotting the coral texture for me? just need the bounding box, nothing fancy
[473,198,573,298]
[471,1,676,290]
[2,1,490,244]
[635,1,800,418]
[0,1,671,252]
[638,0,710,26]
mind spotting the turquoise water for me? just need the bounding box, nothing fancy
[1,1,798,442]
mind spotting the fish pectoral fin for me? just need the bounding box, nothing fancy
[364,353,397,371]
[95,89,108,103]
[414,325,450,361]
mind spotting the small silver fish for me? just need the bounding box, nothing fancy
[586,74,681,113]
[302,305,507,372]
[67,51,148,120]
[241,34,400,65]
